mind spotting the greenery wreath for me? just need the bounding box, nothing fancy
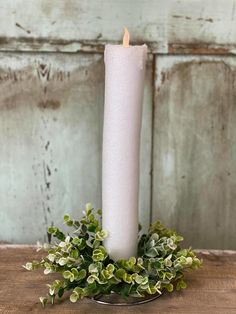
[23,203,202,307]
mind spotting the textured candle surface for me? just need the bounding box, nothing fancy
[102,44,147,260]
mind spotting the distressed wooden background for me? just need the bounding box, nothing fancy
[0,0,236,249]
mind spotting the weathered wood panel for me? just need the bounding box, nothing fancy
[0,52,152,243]
[0,0,236,249]
[153,56,236,249]
[0,0,236,54]
[1,246,236,313]
[139,55,153,231]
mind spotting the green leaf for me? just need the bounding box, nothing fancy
[164,255,172,267]
[74,287,84,295]
[58,288,64,298]
[44,262,51,268]
[88,224,97,232]
[66,220,74,227]
[150,233,159,241]
[146,247,158,257]
[70,292,78,303]
[85,203,93,215]
[93,239,100,248]
[106,264,115,273]
[87,274,101,284]
[70,248,79,259]
[133,274,143,284]
[115,268,126,279]
[44,268,52,275]
[23,262,33,270]
[77,269,86,280]
[176,279,187,290]
[81,224,87,233]
[48,226,57,234]
[141,276,148,285]
[49,286,55,296]
[87,275,95,284]
[122,273,133,283]
[98,245,106,254]
[50,295,55,305]
[58,258,68,266]
[92,249,106,262]
[88,213,95,221]
[180,281,187,289]
[88,263,99,273]
[72,237,80,245]
[69,273,75,282]
[63,214,70,223]
[95,230,108,241]
[63,271,71,279]
[78,238,86,250]
[128,257,136,266]
[39,297,48,307]
[71,268,79,278]
[166,283,174,292]
[47,254,55,262]
[146,285,157,294]
[176,235,184,242]
[54,230,66,241]
[139,282,149,290]
[54,280,62,289]
[97,209,102,216]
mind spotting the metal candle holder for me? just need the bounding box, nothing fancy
[90,291,162,306]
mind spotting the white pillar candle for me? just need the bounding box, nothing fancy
[102,29,147,260]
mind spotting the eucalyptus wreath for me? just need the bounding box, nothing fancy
[23,203,201,307]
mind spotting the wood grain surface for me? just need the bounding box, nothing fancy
[0,246,235,313]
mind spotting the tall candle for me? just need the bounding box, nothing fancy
[102,29,147,260]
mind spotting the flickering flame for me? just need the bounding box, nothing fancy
[123,27,130,47]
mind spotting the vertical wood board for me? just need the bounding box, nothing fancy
[153,55,236,249]
[0,52,152,243]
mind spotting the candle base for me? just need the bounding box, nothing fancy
[90,291,162,306]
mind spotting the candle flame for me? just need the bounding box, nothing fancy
[123,27,130,47]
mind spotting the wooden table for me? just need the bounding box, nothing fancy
[0,246,235,313]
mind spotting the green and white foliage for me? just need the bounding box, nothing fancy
[23,203,201,307]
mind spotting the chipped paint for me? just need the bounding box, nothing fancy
[15,22,31,34]
[172,15,192,20]
[168,43,236,55]
[0,1,235,54]
[153,55,236,249]
[0,0,236,249]
[38,99,61,110]
[0,52,153,243]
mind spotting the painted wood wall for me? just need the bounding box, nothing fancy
[0,0,235,248]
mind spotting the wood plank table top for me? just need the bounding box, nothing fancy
[0,246,235,313]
